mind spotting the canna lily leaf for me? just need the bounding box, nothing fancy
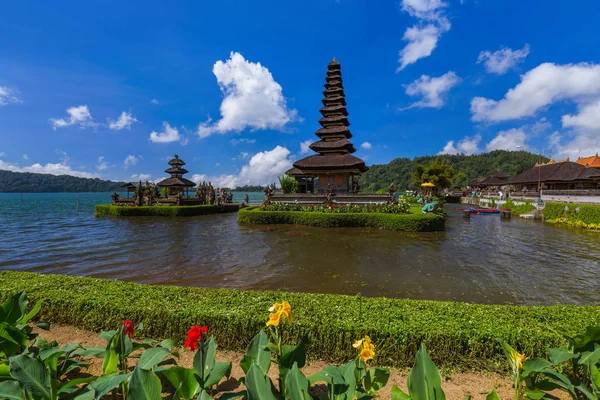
[203,361,232,388]
[284,362,311,400]
[137,346,171,370]
[101,347,118,375]
[0,380,25,400]
[279,331,311,384]
[240,330,271,375]
[1,292,27,325]
[245,363,276,400]
[198,390,214,400]
[364,367,390,395]
[307,365,346,385]
[128,366,162,400]
[520,357,553,379]
[86,373,131,400]
[162,366,199,400]
[8,354,51,400]
[485,390,500,400]
[390,385,411,400]
[193,337,217,385]
[17,300,41,326]
[159,338,176,350]
[406,344,445,400]
[572,326,600,353]
[548,348,578,365]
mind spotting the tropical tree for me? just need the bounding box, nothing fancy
[412,159,457,194]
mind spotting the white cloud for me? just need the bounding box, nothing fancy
[191,145,293,188]
[299,140,312,154]
[149,122,184,144]
[397,0,450,71]
[22,154,29,160]
[0,86,21,106]
[438,135,481,155]
[123,155,141,169]
[562,99,600,130]
[477,44,530,75]
[239,152,250,160]
[131,173,151,181]
[230,138,256,145]
[485,128,527,151]
[0,152,5,157]
[401,71,460,109]
[0,153,96,178]
[96,156,109,171]
[548,130,600,160]
[151,99,160,105]
[197,52,300,138]
[471,63,600,122]
[109,111,139,130]
[49,105,96,130]
[360,142,372,150]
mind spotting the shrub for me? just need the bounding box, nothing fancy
[504,200,535,216]
[544,202,600,230]
[95,204,239,217]
[262,200,410,214]
[2,271,600,373]
[278,174,298,194]
[239,206,445,232]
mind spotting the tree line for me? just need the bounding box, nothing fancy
[0,170,128,193]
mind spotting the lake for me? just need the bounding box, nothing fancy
[0,192,599,306]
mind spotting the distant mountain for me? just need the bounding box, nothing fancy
[0,170,128,193]
[359,150,547,192]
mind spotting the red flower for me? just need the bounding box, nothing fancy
[184,325,209,351]
[122,320,135,339]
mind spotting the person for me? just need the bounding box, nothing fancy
[498,190,503,200]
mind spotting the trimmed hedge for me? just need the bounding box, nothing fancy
[544,202,600,230]
[3,271,598,372]
[95,203,240,217]
[238,206,445,232]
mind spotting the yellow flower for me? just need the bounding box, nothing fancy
[511,350,526,370]
[360,348,375,363]
[266,312,280,327]
[353,335,375,362]
[266,301,292,327]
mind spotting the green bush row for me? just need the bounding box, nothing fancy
[95,203,240,217]
[3,271,599,372]
[503,200,535,216]
[543,202,600,230]
[237,206,445,232]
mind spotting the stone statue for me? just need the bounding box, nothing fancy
[324,185,333,206]
[208,182,215,205]
[262,185,273,206]
[244,193,249,205]
[145,180,154,206]
[110,191,119,204]
[352,176,360,193]
[134,181,143,207]
[388,183,396,204]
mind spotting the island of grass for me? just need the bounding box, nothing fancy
[238,204,445,232]
[95,203,240,217]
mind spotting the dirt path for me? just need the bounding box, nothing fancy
[38,325,528,399]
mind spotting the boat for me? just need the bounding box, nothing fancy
[461,207,501,215]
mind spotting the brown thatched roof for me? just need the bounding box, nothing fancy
[507,162,600,185]
[315,126,353,139]
[293,154,368,172]
[309,139,356,153]
[285,167,313,177]
[164,167,189,174]
[156,177,196,187]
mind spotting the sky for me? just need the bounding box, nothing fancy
[1,0,600,187]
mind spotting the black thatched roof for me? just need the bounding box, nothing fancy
[293,154,368,172]
[156,177,196,187]
[507,162,600,185]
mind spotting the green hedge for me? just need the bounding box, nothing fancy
[1,271,599,372]
[238,206,445,232]
[544,202,600,230]
[95,203,240,217]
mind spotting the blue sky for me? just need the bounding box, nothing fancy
[1,0,600,187]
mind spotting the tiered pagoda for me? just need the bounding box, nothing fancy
[156,155,196,195]
[291,58,368,194]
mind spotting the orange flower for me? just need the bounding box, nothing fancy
[266,301,292,327]
[353,335,375,362]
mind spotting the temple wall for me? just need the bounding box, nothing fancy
[317,174,349,193]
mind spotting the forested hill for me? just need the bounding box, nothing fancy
[359,150,545,192]
[0,170,128,193]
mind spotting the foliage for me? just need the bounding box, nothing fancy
[391,344,445,400]
[412,159,457,194]
[233,185,266,192]
[278,175,299,194]
[239,206,445,232]
[95,204,239,217]
[360,150,545,193]
[502,200,535,216]
[544,202,600,230]
[0,170,128,193]
[262,200,410,214]
[4,271,600,373]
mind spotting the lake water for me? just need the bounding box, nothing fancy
[0,192,599,306]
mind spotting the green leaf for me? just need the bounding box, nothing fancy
[9,354,51,400]
[279,331,311,386]
[548,348,578,365]
[159,339,176,350]
[246,363,276,400]
[520,358,553,379]
[0,323,27,347]
[17,300,41,326]
[198,390,214,400]
[0,380,25,400]
[1,292,27,325]
[74,347,105,358]
[98,330,116,343]
[34,322,50,331]
[128,366,162,400]
[307,365,346,385]
[391,385,411,400]
[338,360,357,400]
[406,344,445,400]
[101,347,118,375]
[573,326,600,353]
[57,376,97,394]
[87,373,131,400]
[137,347,171,370]
[204,361,232,388]
[579,347,600,366]
[162,366,199,400]
[284,362,311,400]
[521,388,546,399]
[240,330,271,375]
[219,392,246,400]
[590,363,600,392]
[193,338,217,385]
[485,389,500,400]
[364,367,390,395]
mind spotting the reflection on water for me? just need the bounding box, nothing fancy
[0,193,599,305]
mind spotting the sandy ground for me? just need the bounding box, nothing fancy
[35,324,547,399]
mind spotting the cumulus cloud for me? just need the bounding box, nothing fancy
[401,71,460,109]
[0,153,96,178]
[123,155,141,169]
[438,134,481,155]
[197,52,300,138]
[485,128,527,151]
[96,156,109,171]
[548,130,600,160]
[360,142,372,150]
[397,0,450,71]
[191,145,293,188]
[131,173,152,181]
[0,86,21,106]
[562,99,600,130]
[149,122,184,144]
[477,44,530,75]
[49,105,96,130]
[470,63,600,122]
[151,99,160,105]
[109,111,139,130]
[299,140,312,154]
[230,138,256,145]
[22,154,29,160]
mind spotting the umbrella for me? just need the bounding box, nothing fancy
[421,182,435,187]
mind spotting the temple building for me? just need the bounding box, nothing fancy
[290,58,368,194]
[575,153,600,168]
[156,155,196,195]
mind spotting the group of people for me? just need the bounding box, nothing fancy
[194,182,234,205]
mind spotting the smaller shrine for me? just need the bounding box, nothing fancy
[156,155,196,196]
